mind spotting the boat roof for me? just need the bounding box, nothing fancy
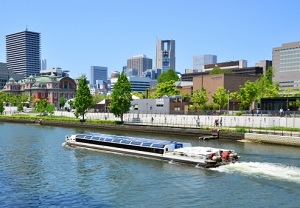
[75,133,190,148]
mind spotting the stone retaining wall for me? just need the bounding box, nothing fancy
[245,133,300,147]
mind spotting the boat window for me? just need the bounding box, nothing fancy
[112,139,122,143]
[131,141,142,145]
[84,135,92,139]
[76,134,85,139]
[121,140,130,144]
[99,137,105,141]
[142,143,152,147]
[92,136,100,140]
[105,138,113,142]
[151,144,165,148]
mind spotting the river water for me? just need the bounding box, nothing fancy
[0,122,299,208]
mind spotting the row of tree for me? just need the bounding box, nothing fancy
[1,67,300,121]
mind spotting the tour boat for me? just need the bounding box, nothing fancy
[64,133,240,168]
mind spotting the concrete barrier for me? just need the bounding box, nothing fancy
[245,133,300,147]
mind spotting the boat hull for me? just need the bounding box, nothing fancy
[65,140,226,168]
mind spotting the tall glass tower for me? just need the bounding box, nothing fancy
[156,39,175,72]
[90,66,108,85]
[6,30,41,78]
[193,55,217,72]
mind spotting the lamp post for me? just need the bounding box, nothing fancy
[227,90,230,114]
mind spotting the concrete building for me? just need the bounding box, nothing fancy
[255,60,272,75]
[130,96,188,114]
[272,41,300,92]
[90,66,108,85]
[203,60,247,71]
[40,67,69,77]
[181,66,263,82]
[6,30,41,78]
[0,62,23,89]
[156,39,175,72]
[193,55,217,72]
[127,55,152,77]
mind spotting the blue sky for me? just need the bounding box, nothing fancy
[1,0,300,78]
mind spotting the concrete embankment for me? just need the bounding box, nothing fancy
[1,118,300,147]
[245,133,300,147]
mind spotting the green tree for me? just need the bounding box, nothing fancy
[209,66,230,75]
[17,102,24,112]
[180,93,191,102]
[212,87,230,110]
[59,97,67,109]
[153,80,180,98]
[234,81,258,110]
[46,103,55,115]
[255,66,278,102]
[93,94,106,104]
[131,91,144,99]
[35,99,48,115]
[157,69,179,83]
[74,75,93,121]
[110,71,132,122]
[191,87,208,110]
[0,99,4,114]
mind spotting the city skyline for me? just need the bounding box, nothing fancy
[1,1,300,78]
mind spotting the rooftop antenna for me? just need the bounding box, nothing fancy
[26,25,28,31]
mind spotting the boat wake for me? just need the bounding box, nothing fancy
[214,161,300,184]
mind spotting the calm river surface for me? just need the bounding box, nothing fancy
[0,122,299,208]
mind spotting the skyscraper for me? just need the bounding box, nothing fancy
[41,59,47,70]
[156,39,175,72]
[193,55,217,72]
[90,66,108,85]
[127,55,152,76]
[6,30,41,77]
[273,41,300,92]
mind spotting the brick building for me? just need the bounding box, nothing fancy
[2,74,76,108]
[192,74,259,110]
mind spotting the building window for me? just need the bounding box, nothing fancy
[41,93,45,98]
[54,93,57,98]
[156,104,163,107]
[174,107,180,111]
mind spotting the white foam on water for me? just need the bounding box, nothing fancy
[215,162,300,184]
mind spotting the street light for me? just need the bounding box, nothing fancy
[227,90,230,114]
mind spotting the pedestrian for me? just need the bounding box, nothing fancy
[196,118,200,127]
[151,117,154,123]
[279,107,283,117]
[287,109,291,117]
[220,117,222,126]
[214,119,219,127]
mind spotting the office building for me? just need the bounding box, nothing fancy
[90,66,108,85]
[6,30,41,78]
[272,41,300,92]
[127,55,152,76]
[193,55,217,72]
[41,59,47,70]
[156,39,175,72]
[110,75,150,93]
